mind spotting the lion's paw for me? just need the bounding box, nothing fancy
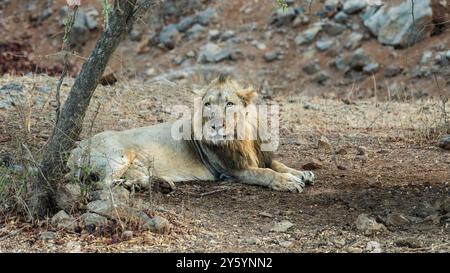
[271,173,305,193]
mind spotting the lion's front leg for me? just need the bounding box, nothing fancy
[270,160,315,185]
[231,167,305,193]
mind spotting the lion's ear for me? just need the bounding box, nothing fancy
[238,87,257,106]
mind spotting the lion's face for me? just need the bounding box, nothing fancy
[195,77,257,146]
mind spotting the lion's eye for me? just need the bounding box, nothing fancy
[204,102,211,107]
[226,102,234,107]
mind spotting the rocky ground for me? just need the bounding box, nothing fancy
[0,76,449,252]
[0,0,449,99]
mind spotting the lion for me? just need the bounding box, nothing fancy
[66,76,315,193]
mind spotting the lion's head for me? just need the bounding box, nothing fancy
[190,75,273,179]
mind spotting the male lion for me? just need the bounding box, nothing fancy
[67,76,315,192]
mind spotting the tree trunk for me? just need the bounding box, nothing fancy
[30,0,153,218]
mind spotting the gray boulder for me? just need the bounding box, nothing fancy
[348,48,371,70]
[303,60,321,75]
[81,212,109,228]
[51,210,77,232]
[363,0,433,48]
[195,7,217,25]
[345,32,363,50]
[316,39,334,52]
[323,21,346,36]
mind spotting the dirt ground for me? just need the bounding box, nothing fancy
[0,75,449,252]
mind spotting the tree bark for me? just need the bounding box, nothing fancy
[30,0,155,218]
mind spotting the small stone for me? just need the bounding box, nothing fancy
[90,186,130,202]
[420,51,433,65]
[343,0,367,14]
[39,231,56,241]
[314,72,330,85]
[195,7,217,26]
[176,16,195,32]
[279,240,294,248]
[303,60,321,75]
[355,213,386,235]
[438,135,450,150]
[264,50,280,62]
[316,39,334,52]
[337,164,348,170]
[384,64,403,77]
[318,136,332,150]
[268,7,297,27]
[363,63,380,74]
[208,29,220,40]
[345,32,363,50]
[245,237,261,245]
[348,48,371,70]
[51,210,77,232]
[81,212,109,228]
[334,11,348,23]
[219,30,235,41]
[258,212,273,218]
[386,212,411,226]
[151,215,171,234]
[295,23,322,45]
[356,146,368,156]
[271,220,294,233]
[323,21,346,36]
[122,230,133,241]
[159,24,180,50]
[302,159,323,170]
[187,24,206,39]
[366,241,382,253]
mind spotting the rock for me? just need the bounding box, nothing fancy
[219,30,236,41]
[195,7,217,26]
[81,212,109,228]
[186,24,206,39]
[435,52,450,66]
[264,50,280,62]
[292,15,309,27]
[39,231,56,241]
[56,183,82,211]
[343,0,367,14]
[337,164,348,170]
[355,213,386,235]
[86,200,170,232]
[420,51,433,65]
[0,83,23,94]
[332,56,347,71]
[356,146,368,156]
[324,0,339,12]
[323,21,346,36]
[366,241,382,253]
[208,29,221,40]
[176,16,195,32]
[151,215,171,234]
[66,8,89,47]
[279,240,294,248]
[384,64,403,77]
[386,212,411,226]
[348,48,371,70]
[363,63,380,74]
[317,136,332,150]
[271,220,294,233]
[197,43,232,63]
[84,6,99,30]
[51,210,77,232]
[345,32,363,50]
[316,39,334,52]
[446,50,450,60]
[245,237,261,245]
[295,23,322,45]
[363,0,433,48]
[159,24,180,50]
[258,211,273,218]
[302,159,323,170]
[122,230,133,241]
[269,7,297,27]
[303,60,321,75]
[314,72,330,85]
[334,11,348,23]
